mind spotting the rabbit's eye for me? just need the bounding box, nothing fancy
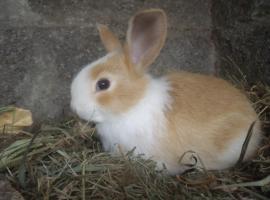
[96,78,110,91]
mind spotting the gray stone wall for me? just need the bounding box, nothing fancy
[0,0,214,121]
[212,0,270,84]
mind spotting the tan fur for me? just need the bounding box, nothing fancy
[91,10,167,114]
[97,24,122,52]
[159,72,260,170]
[83,9,261,173]
[90,52,148,113]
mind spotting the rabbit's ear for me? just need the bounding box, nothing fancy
[126,9,167,71]
[98,24,122,52]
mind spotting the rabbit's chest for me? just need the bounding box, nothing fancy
[96,118,164,156]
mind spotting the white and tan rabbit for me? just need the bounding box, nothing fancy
[71,9,261,174]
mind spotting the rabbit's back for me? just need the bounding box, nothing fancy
[160,72,261,172]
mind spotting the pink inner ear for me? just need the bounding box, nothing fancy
[129,12,163,66]
[131,36,150,65]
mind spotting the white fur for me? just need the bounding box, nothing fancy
[71,53,115,122]
[220,122,261,169]
[70,9,263,176]
[71,55,261,175]
[96,76,171,156]
[71,8,262,175]
[71,53,173,163]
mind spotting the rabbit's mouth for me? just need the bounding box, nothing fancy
[76,117,96,128]
[71,100,105,124]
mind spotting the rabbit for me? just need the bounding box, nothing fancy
[70,9,262,175]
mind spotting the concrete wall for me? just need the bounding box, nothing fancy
[212,0,270,84]
[0,0,214,121]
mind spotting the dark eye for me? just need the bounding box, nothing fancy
[96,78,110,91]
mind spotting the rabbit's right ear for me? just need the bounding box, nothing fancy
[126,9,167,71]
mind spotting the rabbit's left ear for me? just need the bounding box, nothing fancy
[97,24,122,52]
[126,9,167,71]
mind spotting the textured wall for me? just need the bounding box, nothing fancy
[212,0,270,84]
[0,0,215,121]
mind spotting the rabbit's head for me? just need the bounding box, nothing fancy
[71,9,167,123]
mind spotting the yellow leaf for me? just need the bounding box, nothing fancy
[0,107,33,134]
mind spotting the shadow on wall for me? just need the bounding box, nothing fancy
[211,0,270,85]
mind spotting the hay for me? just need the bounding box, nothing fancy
[0,82,269,199]
[1,122,182,199]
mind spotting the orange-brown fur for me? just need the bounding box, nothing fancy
[72,9,261,174]
[166,72,256,125]
[90,53,148,113]
[97,24,122,52]
[94,9,260,167]
[158,72,259,169]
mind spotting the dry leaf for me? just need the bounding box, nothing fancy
[0,107,33,134]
